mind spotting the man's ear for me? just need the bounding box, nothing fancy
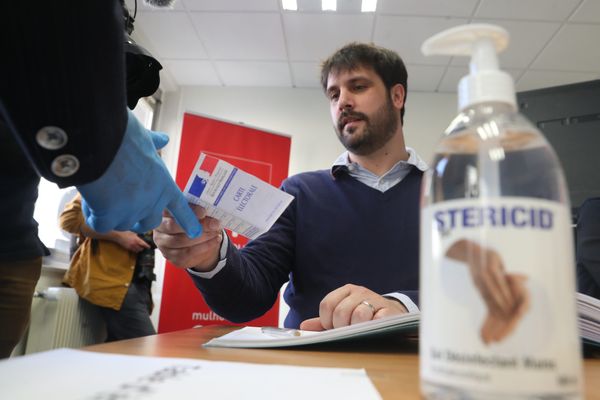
[390,83,405,110]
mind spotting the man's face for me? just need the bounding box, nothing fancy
[326,66,400,156]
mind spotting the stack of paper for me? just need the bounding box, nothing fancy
[205,298,600,349]
[204,312,420,348]
[577,292,600,347]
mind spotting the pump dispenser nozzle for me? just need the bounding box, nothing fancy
[422,24,516,111]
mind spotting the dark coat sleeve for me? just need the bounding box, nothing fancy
[576,197,600,299]
[0,0,127,187]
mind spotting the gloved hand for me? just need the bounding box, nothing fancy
[78,110,202,238]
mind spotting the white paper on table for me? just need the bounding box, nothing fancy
[577,292,600,345]
[0,348,382,400]
[205,313,420,348]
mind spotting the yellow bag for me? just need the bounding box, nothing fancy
[62,237,135,311]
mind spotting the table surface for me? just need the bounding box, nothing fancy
[85,326,600,399]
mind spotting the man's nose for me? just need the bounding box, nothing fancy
[338,90,354,111]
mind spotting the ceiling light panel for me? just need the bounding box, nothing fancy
[361,0,377,12]
[282,0,297,11]
[322,0,336,11]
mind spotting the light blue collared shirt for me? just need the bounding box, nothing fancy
[331,147,428,192]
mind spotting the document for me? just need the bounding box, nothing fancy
[184,153,294,239]
[0,348,382,400]
[205,299,599,349]
[204,312,420,348]
[578,292,600,347]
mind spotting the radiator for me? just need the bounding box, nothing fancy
[25,287,106,354]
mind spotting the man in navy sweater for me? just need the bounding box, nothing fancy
[154,43,428,330]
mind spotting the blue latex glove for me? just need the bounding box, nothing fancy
[78,110,202,238]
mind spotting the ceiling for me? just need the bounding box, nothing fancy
[126,0,600,93]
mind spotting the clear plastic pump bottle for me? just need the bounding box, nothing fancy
[419,24,583,399]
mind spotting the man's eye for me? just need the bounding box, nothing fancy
[329,93,339,101]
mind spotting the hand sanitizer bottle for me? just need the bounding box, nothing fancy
[419,24,583,399]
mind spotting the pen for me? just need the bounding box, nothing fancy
[261,326,301,337]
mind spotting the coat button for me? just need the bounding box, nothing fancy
[51,155,79,177]
[36,126,68,150]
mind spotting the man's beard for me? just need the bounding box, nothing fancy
[334,98,398,156]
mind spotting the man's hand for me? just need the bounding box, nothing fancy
[299,284,408,331]
[153,204,223,271]
[78,110,202,239]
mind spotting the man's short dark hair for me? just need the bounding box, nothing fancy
[320,42,408,124]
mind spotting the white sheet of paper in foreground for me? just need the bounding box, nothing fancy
[0,348,381,400]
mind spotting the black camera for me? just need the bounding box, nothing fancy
[135,232,157,282]
[121,0,163,109]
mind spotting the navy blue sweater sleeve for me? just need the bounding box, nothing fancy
[0,0,127,187]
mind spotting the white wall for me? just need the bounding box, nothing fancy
[157,86,458,174]
[150,85,458,327]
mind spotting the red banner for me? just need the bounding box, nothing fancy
[158,113,291,333]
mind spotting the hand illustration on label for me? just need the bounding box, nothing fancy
[446,239,530,345]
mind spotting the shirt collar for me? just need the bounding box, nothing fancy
[330,148,428,178]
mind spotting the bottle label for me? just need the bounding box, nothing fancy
[420,197,582,395]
